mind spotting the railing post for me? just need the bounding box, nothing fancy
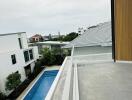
[71,46,75,65]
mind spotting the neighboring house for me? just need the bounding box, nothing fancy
[43,34,65,41]
[29,41,69,54]
[51,35,60,39]
[0,32,39,94]
[43,36,50,41]
[29,34,44,42]
[63,22,112,55]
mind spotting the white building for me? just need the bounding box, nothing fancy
[29,41,69,53]
[63,22,112,56]
[0,32,39,94]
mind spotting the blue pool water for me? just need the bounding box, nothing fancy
[24,70,58,100]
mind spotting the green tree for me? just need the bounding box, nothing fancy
[63,32,79,41]
[0,91,6,100]
[41,48,56,65]
[33,60,43,75]
[5,72,21,91]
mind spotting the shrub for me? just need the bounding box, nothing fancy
[33,60,43,75]
[41,48,56,66]
[0,92,6,100]
[5,72,21,91]
[41,48,68,66]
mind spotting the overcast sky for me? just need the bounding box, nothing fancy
[0,0,111,37]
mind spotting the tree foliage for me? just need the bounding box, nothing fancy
[63,32,79,41]
[0,92,6,100]
[41,48,56,66]
[5,72,21,91]
[33,60,43,75]
[49,32,79,41]
[40,48,68,66]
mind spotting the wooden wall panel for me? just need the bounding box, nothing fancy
[115,0,132,61]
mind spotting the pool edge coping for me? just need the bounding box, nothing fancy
[45,57,68,100]
[20,69,46,100]
[17,67,60,100]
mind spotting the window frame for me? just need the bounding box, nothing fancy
[23,50,30,62]
[11,54,17,64]
[29,49,34,60]
[18,38,23,49]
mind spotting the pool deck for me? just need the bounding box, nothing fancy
[17,66,60,100]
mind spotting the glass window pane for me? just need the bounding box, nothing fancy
[11,54,16,64]
[24,51,29,62]
[29,49,34,60]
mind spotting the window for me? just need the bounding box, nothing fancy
[18,38,22,49]
[24,51,29,62]
[29,49,34,60]
[11,54,16,64]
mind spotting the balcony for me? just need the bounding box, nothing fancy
[45,52,132,100]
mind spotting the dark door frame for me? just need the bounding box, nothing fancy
[111,0,116,62]
[24,64,31,78]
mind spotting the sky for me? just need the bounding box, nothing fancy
[0,0,111,37]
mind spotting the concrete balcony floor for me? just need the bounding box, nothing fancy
[78,62,132,100]
[48,54,132,100]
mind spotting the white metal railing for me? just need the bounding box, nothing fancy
[45,57,68,100]
[73,63,79,100]
[61,46,74,100]
[61,61,72,100]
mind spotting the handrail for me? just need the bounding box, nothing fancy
[73,63,79,100]
[61,62,72,100]
[45,57,68,100]
[61,46,74,100]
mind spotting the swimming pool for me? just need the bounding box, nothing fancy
[24,70,58,100]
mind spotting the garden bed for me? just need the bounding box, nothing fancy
[7,67,44,100]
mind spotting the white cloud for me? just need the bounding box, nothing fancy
[0,0,111,36]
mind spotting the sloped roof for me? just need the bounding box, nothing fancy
[29,41,69,45]
[63,22,112,48]
[0,32,26,36]
[31,34,43,38]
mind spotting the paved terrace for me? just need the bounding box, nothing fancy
[78,62,132,100]
[46,53,132,100]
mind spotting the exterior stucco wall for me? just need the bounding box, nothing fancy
[20,33,28,49]
[0,32,39,94]
[73,46,112,56]
[0,33,28,53]
[0,46,38,93]
[0,34,20,52]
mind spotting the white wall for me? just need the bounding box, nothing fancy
[0,46,39,93]
[0,33,28,53]
[30,62,35,72]
[20,33,28,49]
[32,46,39,59]
[0,33,39,94]
[74,46,112,56]
[0,34,20,52]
